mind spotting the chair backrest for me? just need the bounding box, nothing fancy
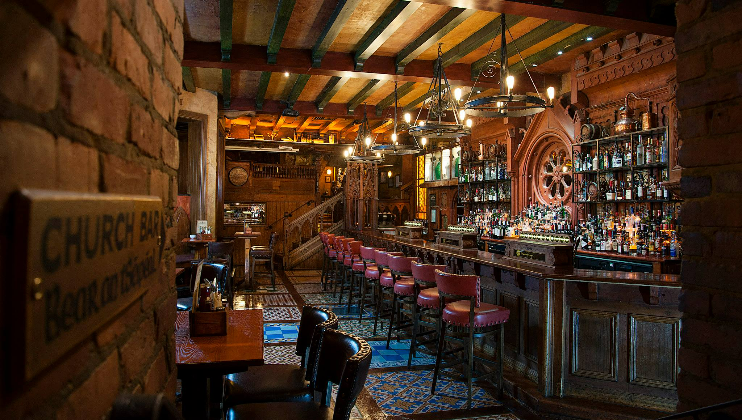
[298,306,339,378]
[387,254,418,274]
[208,241,234,261]
[333,236,345,251]
[435,269,480,307]
[189,261,228,293]
[111,393,183,420]
[310,329,372,420]
[360,246,376,261]
[411,261,447,285]
[268,232,279,250]
[348,241,362,255]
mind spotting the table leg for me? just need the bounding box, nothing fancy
[181,376,209,420]
[244,237,253,290]
[209,375,224,419]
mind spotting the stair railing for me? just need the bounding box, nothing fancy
[283,192,344,268]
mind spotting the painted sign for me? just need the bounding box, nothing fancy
[12,190,163,381]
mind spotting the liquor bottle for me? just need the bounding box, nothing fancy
[636,176,644,199]
[625,174,633,200]
[624,141,632,166]
[636,135,645,165]
[646,136,654,164]
[613,145,623,168]
[616,181,624,200]
[670,232,678,257]
[593,152,599,171]
[604,148,611,169]
[660,134,668,163]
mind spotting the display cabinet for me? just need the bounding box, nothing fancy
[224,203,267,225]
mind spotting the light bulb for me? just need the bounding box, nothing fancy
[284,71,289,77]
[547,86,555,101]
[326,168,332,175]
[365,136,371,147]
[506,75,515,91]
[388,170,392,178]
[404,113,411,123]
[348,146,354,154]
[419,121,425,126]
[459,110,466,121]
[466,118,472,127]
[496,101,503,108]
[391,133,397,142]
[421,137,427,146]
[343,150,349,157]
[454,88,462,101]
[376,152,381,157]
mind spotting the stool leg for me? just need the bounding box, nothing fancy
[431,321,447,395]
[467,326,475,410]
[320,255,327,289]
[270,254,275,290]
[332,262,340,298]
[249,253,256,290]
[358,274,365,321]
[386,292,397,349]
[498,323,504,399]
[373,284,383,336]
[407,300,418,368]
[346,269,354,314]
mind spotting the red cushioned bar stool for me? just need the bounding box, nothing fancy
[407,261,448,367]
[349,245,382,321]
[324,235,343,292]
[319,233,333,290]
[370,249,403,336]
[338,240,362,310]
[384,254,420,349]
[331,237,353,296]
[431,270,510,409]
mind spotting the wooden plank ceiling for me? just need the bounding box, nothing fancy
[183,0,674,143]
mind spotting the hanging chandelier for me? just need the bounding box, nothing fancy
[408,44,470,143]
[344,105,383,162]
[371,81,422,156]
[464,14,555,118]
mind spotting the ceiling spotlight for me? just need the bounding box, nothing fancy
[466,119,472,128]
[326,168,332,175]
[284,71,289,77]
[532,63,538,67]
[459,109,466,121]
[421,137,427,146]
[586,36,593,41]
[404,112,411,124]
[557,51,563,55]
[454,88,462,101]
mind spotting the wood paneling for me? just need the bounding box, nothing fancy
[499,291,520,352]
[525,299,540,362]
[629,314,679,390]
[570,308,619,381]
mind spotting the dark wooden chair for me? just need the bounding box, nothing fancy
[176,261,228,311]
[224,306,339,406]
[226,328,372,420]
[208,241,235,307]
[250,232,279,289]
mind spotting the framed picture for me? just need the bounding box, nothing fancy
[430,209,437,223]
[325,176,331,183]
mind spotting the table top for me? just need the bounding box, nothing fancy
[233,231,261,238]
[181,238,215,244]
[175,309,264,376]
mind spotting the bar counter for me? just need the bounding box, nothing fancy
[355,229,681,413]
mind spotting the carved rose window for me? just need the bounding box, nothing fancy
[540,148,572,201]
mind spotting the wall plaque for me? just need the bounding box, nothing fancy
[10,190,163,382]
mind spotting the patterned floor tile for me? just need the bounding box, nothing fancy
[293,283,326,294]
[235,293,296,308]
[317,304,374,319]
[264,344,302,365]
[263,307,302,321]
[264,323,300,343]
[367,340,435,369]
[330,384,363,419]
[301,293,344,305]
[288,270,322,277]
[338,318,389,341]
[365,370,501,416]
[289,276,323,284]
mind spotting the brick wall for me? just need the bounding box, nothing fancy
[675,0,742,412]
[0,0,182,418]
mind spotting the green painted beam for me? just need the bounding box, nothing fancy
[402,91,431,112]
[287,74,311,104]
[219,0,233,61]
[440,14,526,68]
[347,79,382,112]
[267,0,297,64]
[222,68,231,108]
[471,20,574,79]
[312,0,363,68]
[280,73,300,102]
[395,8,476,74]
[375,81,415,116]
[354,0,422,71]
[182,67,195,92]
[255,71,271,110]
[315,76,350,112]
[509,26,613,75]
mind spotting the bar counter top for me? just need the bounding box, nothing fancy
[363,231,679,288]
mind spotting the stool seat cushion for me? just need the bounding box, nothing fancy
[344,255,359,266]
[227,402,331,420]
[381,274,412,288]
[417,287,440,308]
[365,266,380,279]
[352,261,369,272]
[328,249,337,258]
[251,249,273,259]
[393,278,415,296]
[442,302,510,327]
[223,365,311,406]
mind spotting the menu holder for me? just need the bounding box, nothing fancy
[197,233,214,240]
[189,309,227,336]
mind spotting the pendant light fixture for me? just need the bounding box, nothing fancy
[345,104,383,162]
[408,44,470,143]
[464,14,555,118]
[371,81,422,155]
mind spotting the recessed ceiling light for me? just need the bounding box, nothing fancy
[586,37,593,41]
[532,63,537,67]
[284,72,289,77]
[557,51,563,55]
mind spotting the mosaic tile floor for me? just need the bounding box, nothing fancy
[263,344,302,365]
[292,283,325,294]
[263,306,302,321]
[367,340,436,368]
[365,370,501,416]
[264,323,299,343]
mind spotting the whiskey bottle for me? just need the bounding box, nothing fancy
[636,136,645,165]
[646,137,654,164]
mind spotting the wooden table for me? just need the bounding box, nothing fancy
[233,231,261,290]
[181,237,215,259]
[175,309,264,419]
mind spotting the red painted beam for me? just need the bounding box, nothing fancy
[183,42,500,88]
[412,0,675,37]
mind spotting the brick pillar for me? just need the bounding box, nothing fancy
[0,0,183,418]
[675,0,742,413]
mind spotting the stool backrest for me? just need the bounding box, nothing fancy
[387,254,418,274]
[411,262,447,285]
[348,241,362,255]
[299,306,339,382]
[360,246,376,261]
[268,232,279,250]
[311,329,372,420]
[326,234,336,247]
[333,236,345,250]
[373,250,389,267]
[435,270,480,307]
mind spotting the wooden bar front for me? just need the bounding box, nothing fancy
[356,230,680,412]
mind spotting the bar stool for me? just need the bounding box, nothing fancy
[407,261,448,367]
[328,236,348,294]
[338,240,362,308]
[332,237,354,298]
[384,254,419,349]
[431,270,510,408]
[250,232,279,290]
[349,245,378,320]
[319,232,330,288]
[371,249,403,336]
[322,234,339,291]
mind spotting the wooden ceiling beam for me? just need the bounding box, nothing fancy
[354,0,422,71]
[315,76,350,113]
[411,0,675,36]
[375,82,416,116]
[219,0,232,61]
[182,43,500,88]
[312,0,363,67]
[287,74,311,104]
[441,14,526,68]
[371,118,394,134]
[395,7,476,74]
[470,20,574,78]
[272,115,287,133]
[230,99,382,119]
[182,67,195,92]
[267,0,297,64]
[296,117,314,133]
[347,79,382,112]
[255,71,271,110]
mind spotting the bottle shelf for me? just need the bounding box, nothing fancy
[459,178,512,184]
[576,126,668,145]
[575,199,681,204]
